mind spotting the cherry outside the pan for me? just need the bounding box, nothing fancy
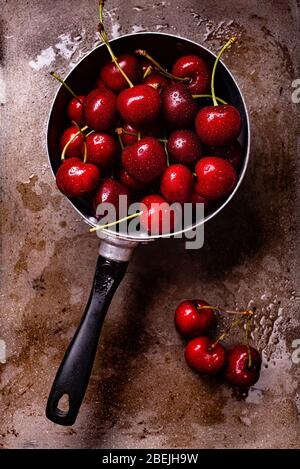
[56,158,100,198]
[100,53,141,93]
[175,299,215,338]
[161,82,197,128]
[195,157,237,200]
[171,54,211,95]
[160,164,194,203]
[84,88,117,132]
[67,95,85,127]
[122,136,167,183]
[86,132,118,168]
[225,344,262,387]
[167,129,203,165]
[117,84,161,127]
[59,126,85,159]
[185,336,226,374]
[139,194,177,235]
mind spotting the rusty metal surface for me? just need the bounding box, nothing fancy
[0,0,299,449]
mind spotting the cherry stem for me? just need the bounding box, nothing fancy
[143,65,153,79]
[116,127,167,143]
[98,2,133,88]
[83,141,87,163]
[61,125,88,161]
[245,316,253,368]
[193,94,228,105]
[211,36,237,106]
[50,72,80,102]
[197,305,254,317]
[211,316,245,349]
[117,132,124,150]
[90,211,142,232]
[135,49,189,82]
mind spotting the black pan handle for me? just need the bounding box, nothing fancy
[46,255,128,426]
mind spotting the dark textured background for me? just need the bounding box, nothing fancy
[0,0,299,448]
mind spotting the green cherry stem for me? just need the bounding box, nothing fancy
[211,36,237,106]
[210,316,245,349]
[193,94,228,105]
[197,305,254,317]
[116,127,167,143]
[98,2,133,88]
[135,49,189,82]
[90,211,142,232]
[143,65,153,79]
[245,315,253,368]
[61,125,88,161]
[50,72,81,102]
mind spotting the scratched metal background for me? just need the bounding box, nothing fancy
[0,0,299,448]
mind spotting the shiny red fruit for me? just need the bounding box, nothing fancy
[56,158,100,198]
[100,54,141,93]
[195,105,241,146]
[175,299,215,338]
[185,336,226,374]
[190,190,213,209]
[195,157,237,200]
[162,82,197,128]
[139,194,177,235]
[206,140,243,171]
[160,164,194,203]
[84,89,117,132]
[117,84,161,127]
[172,54,211,94]
[86,132,118,168]
[122,137,167,183]
[93,178,130,217]
[118,168,145,192]
[225,345,261,387]
[121,122,139,147]
[143,72,169,90]
[167,129,202,165]
[67,95,85,126]
[59,126,84,158]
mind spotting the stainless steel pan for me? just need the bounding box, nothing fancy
[46,32,250,425]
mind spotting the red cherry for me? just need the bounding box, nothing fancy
[225,345,262,387]
[93,178,130,217]
[139,57,152,74]
[122,137,167,183]
[175,299,215,338]
[100,54,141,93]
[67,95,85,126]
[162,82,197,128]
[121,122,139,147]
[143,72,169,90]
[56,158,100,197]
[195,157,237,200]
[185,336,226,374]
[86,132,118,168]
[84,89,117,132]
[160,164,194,203]
[139,194,177,235]
[59,126,84,158]
[172,55,211,94]
[167,129,202,165]
[195,105,241,146]
[190,190,213,209]
[118,168,145,192]
[117,84,161,127]
[206,140,243,171]
[96,78,108,90]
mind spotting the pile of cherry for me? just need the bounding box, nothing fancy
[174,299,262,388]
[54,2,243,234]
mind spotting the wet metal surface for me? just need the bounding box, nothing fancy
[0,0,300,448]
